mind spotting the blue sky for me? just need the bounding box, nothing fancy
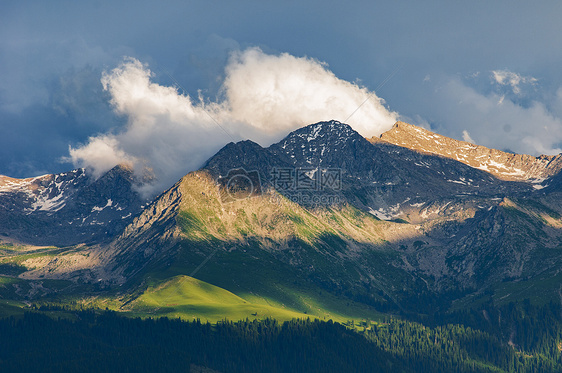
[2,1,562,192]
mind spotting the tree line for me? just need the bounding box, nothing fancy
[1,300,561,372]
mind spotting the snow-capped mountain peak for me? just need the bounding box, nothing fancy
[0,165,146,245]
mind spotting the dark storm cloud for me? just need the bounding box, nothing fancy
[2,0,562,181]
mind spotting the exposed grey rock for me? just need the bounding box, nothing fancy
[0,164,146,246]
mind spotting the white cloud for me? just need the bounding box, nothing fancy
[462,130,475,144]
[69,49,398,196]
[491,70,537,95]
[68,136,136,178]
[430,76,562,156]
[221,48,397,140]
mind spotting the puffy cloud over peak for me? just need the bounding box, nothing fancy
[68,136,136,179]
[223,48,397,138]
[69,48,398,196]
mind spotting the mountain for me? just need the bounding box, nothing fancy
[199,121,562,298]
[3,120,562,319]
[0,164,146,246]
[2,120,562,320]
[208,120,532,221]
[4,120,562,372]
[370,121,562,184]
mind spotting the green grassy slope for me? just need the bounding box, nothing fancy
[127,275,311,322]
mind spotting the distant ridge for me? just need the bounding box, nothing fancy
[370,121,562,183]
[0,164,145,246]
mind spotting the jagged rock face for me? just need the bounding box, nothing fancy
[104,178,184,281]
[203,140,293,181]
[0,169,89,214]
[206,120,532,216]
[0,165,146,246]
[269,121,369,170]
[371,121,562,184]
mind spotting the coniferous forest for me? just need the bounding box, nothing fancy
[1,300,562,372]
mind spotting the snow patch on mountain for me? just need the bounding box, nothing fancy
[92,199,113,212]
[31,190,68,212]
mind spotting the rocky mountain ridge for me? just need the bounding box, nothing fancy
[0,164,147,246]
[370,121,562,185]
[207,120,534,222]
